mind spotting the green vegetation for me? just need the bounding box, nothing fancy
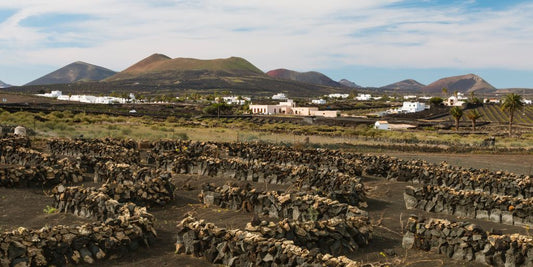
[465,109,482,131]
[43,205,57,214]
[450,106,463,131]
[501,93,524,136]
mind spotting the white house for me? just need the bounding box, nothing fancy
[222,96,250,105]
[272,93,287,100]
[399,102,427,113]
[355,94,372,101]
[249,98,339,117]
[374,121,389,130]
[403,95,417,100]
[446,93,468,106]
[328,93,349,99]
[523,99,532,105]
[312,99,327,105]
[36,90,63,98]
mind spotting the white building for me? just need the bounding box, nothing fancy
[523,99,532,105]
[57,94,127,104]
[328,93,349,99]
[222,96,250,105]
[249,99,339,117]
[312,99,327,105]
[399,102,427,113]
[374,121,389,130]
[403,95,417,100]
[272,93,287,100]
[446,93,468,106]
[355,94,372,101]
[36,90,63,98]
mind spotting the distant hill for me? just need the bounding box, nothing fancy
[339,79,362,88]
[422,74,496,94]
[106,54,264,82]
[26,61,116,86]
[0,80,11,88]
[266,69,341,87]
[381,79,425,91]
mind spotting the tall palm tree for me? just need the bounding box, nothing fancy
[442,87,448,98]
[501,93,524,136]
[465,109,482,131]
[450,106,463,131]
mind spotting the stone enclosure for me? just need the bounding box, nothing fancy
[0,137,531,266]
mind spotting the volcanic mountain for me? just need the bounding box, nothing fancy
[106,54,264,82]
[26,61,116,86]
[266,69,341,87]
[339,79,362,88]
[422,74,496,94]
[0,80,11,88]
[381,79,425,91]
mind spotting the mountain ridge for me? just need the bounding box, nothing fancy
[381,79,425,91]
[0,80,11,88]
[422,73,496,94]
[266,68,341,87]
[26,61,116,86]
[106,54,264,82]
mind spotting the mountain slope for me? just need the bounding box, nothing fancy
[422,74,496,94]
[339,79,362,88]
[266,69,341,87]
[26,61,116,86]
[0,80,11,88]
[381,79,425,91]
[106,54,264,82]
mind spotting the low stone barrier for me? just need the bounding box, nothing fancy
[404,185,533,227]
[93,161,165,184]
[0,164,83,187]
[158,155,367,207]
[403,216,533,266]
[199,183,368,222]
[175,216,362,267]
[386,160,533,199]
[53,177,174,219]
[0,204,156,266]
[244,217,371,255]
[152,141,532,200]
[48,139,140,164]
[0,137,31,150]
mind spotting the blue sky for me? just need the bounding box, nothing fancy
[0,0,532,88]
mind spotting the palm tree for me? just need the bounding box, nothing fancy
[465,109,482,131]
[442,87,448,98]
[450,106,463,131]
[501,93,524,136]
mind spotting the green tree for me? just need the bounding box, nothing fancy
[442,87,448,98]
[465,109,482,131]
[501,93,524,136]
[450,106,463,131]
[429,97,443,106]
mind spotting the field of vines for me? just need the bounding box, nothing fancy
[462,104,533,124]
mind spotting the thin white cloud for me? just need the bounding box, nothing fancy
[0,0,532,85]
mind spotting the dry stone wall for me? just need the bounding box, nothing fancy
[157,155,367,207]
[404,185,533,227]
[175,216,363,267]
[0,204,156,266]
[199,183,368,222]
[48,139,140,164]
[53,176,174,216]
[403,216,533,266]
[0,164,83,187]
[244,217,371,256]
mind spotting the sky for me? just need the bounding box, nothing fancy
[1,0,533,88]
